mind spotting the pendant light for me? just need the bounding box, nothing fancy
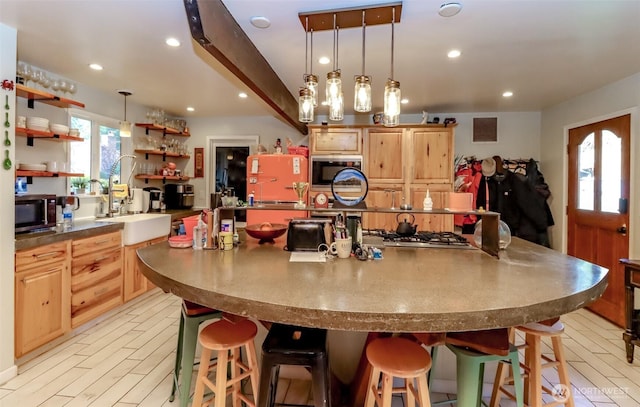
[305,25,318,107]
[354,10,372,113]
[118,90,132,137]
[383,7,400,127]
[327,13,343,121]
[299,17,315,122]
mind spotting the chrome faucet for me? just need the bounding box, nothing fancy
[107,154,136,217]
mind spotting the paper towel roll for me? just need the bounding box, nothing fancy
[130,188,144,213]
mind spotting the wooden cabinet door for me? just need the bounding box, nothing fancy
[410,185,453,232]
[409,128,453,184]
[310,127,362,155]
[123,236,166,301]
[363,187,403,231]
[364,128,404,184]
[15,264,67,357]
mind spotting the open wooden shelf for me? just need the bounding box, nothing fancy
[16,170,84,178]
[135,123,190,137]
[134,149,190,159]
[16,127,84,142]
[134,174,191,184]
[16,84,85,109]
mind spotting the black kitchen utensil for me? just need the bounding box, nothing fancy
[396,213,417,236]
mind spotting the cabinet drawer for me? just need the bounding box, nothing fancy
[72,231,122,258]
[71,247,122,293]
[71,276,122,327]
[16,241,69,271]
[631,269,640,287]
[310,128,362,154]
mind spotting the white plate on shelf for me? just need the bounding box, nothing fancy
[18,163,47,171]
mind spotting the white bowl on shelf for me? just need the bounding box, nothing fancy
[26,117,49,132]
[69,128,80,137]
[18,163,47,171]
[50,124,69,135]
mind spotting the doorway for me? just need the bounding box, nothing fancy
[207,135,259,224]
[567,114,630,326]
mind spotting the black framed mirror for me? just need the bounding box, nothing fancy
[331,168,368,209]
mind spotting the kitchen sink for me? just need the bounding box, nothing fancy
[96,213,171,245]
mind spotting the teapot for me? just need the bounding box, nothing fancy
[396,213,417,236]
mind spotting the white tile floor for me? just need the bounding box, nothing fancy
[1,289,639,407]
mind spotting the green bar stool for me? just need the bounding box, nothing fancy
[169,300,222,407]
[446,329,524,407]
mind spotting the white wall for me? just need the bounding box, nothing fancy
[541,73,640,253]
[0,22,17,384]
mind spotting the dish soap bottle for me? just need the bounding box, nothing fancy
[423,190,433,211]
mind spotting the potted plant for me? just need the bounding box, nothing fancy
[70,176,89,194]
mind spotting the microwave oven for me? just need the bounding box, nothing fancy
[15,194,57,233]
[310,155,363,191]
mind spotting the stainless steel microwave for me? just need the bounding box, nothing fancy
[15,194,57,233]
[310,155,363,191]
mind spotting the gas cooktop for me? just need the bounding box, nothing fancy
[366,230,474,249]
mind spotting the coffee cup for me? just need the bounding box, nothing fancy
[330,237,352,259]
[45,161,58,172]
[219,231,233,251]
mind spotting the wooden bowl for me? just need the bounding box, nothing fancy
[245,223,287,244]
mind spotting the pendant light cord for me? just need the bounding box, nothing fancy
[391,7,395,79]
[361,10,366,75]
[305,17,309,76]
[310,29,314,74]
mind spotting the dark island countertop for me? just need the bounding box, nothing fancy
[137,237,608,333]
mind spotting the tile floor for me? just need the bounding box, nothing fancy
[0,290,639,407]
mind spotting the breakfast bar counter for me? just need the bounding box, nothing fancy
[137,237,608,333]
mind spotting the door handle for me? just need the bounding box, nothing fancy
[617,223,627,235]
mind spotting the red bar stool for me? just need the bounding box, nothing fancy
[491,319,574,407]
[364,336,433,407]
[192,318,260,407]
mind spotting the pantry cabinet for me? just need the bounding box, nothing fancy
[15,241,71,358]
[123,235,167,302]
[309,126,362,155]
[70,231,123,328]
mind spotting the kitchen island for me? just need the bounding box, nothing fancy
[137,237,608,333]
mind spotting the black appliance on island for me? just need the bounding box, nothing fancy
[164,184,194,209]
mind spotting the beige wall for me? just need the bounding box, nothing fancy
[540,73,640,254]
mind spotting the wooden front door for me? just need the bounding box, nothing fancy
[567,114,630,327]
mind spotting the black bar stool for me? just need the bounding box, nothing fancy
[258,323,330,407]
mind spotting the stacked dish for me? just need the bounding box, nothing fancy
[50,123,69,135]
[69,128,80,137]
[26,117,49,132]
[18,163,47,171]
[168,235,193,249]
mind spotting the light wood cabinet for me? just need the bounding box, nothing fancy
[309,126,362,155]
[123,236,167,302]
[15,241,71,358]
[71,231,123,328]
[363,125,455,231]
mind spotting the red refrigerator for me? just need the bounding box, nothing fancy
[246,154,309,225]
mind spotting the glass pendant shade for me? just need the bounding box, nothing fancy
[329,93,344,121]
[354,75,372,112]
[298,88,314,123]
[304,74,319,107]
[383,79,401,127]
[119,120,132,138]
[326,71,342,105]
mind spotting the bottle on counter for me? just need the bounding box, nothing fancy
[248,191,254,207]
[63,204,73,231]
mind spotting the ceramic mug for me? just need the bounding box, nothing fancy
[219,231,233,251]
[330,237,352,259]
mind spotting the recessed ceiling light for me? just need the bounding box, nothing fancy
[401,98,409,104]
[318,56,330,65]
[250,16,271,29]
[89,63,103,71]
[439,2,463,17]
[166,37,181,47]
[239,92,248,98]
[186,106,195,112]
[447,49,461,58]
[502,91,514,98]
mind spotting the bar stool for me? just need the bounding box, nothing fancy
[170,300,223,407]
[491,320,574,407]
[258,323,330,407]
[364,337,433,407]
[445,329,524,407]
[192,318,260,407]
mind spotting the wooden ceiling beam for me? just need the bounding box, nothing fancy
[184,0,308,135]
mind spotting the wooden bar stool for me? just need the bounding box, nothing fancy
[192,318,260,407]
[170,300,222,407]
[491,320,574,407]
[364,337,433,407]
[258,323,330,407]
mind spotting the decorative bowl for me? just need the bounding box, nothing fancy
[245,223,287,244]
[168,235,193,249]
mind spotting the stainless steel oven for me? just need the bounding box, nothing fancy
[15,194,57,233]
[310,155,363,191]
